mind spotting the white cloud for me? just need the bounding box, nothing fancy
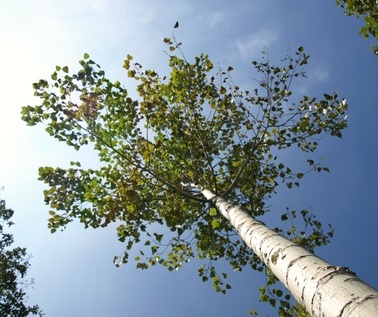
[207,12,224,28]
[39,0,109,14]
[312,65,330,83]
[294,64,331,95]
[237,29,278,57]
[88,0,110,13]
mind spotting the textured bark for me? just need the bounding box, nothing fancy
[202,189,378,317]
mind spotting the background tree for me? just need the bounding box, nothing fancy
[0,195,43,317]
[336,0,378,54]
[21,34,348,316]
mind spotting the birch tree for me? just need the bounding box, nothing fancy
[21,34,353,315]
[202,189,378,316]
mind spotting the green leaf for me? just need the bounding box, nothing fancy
[211,219,220,229]
[323,93,332,100]
[177,227,184,236]
[83,53,90,59]
[209,208,217,216]
[151,246,159,254]
[154,233,163,242]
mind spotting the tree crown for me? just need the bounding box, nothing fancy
[21,35,347,316]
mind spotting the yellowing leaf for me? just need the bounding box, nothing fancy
[209,208,217,216]
[211,219,220,229]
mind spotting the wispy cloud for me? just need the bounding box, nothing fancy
[207,12,224,28]
[87,0,109,13]
[295,64,331,95]
[312,65,330,83]
[237,29,278,57]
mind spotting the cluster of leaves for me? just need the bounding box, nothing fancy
[0,197,43,316]
[21,34,347,315]
[337,0,378,54]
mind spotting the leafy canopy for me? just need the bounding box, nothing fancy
[337,0,378,54]
[22,35,347,315]
[0,196,43,317]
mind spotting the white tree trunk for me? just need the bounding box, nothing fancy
[202,189,378,317]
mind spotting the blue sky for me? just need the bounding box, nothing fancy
[0,1,377,316]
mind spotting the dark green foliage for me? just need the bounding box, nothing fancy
[0,197,43,317]
[337,0,378,54]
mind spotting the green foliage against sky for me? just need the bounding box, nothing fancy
[21,35,347,316]
[337,0,378,54]
[0,197,43,317]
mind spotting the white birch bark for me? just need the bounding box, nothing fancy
[202,189,378,317]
